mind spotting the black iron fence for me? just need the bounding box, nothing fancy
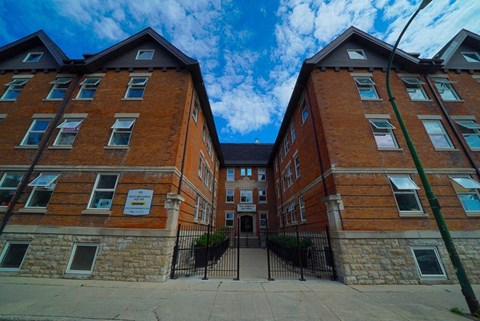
[170,223,239,280]
[266,225,336,281]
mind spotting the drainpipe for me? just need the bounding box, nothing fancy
[177,83,195,195]
[209,160,217,226]
[0,74,81,236]
[424,74,480,178]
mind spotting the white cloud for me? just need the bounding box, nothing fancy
[93,17,128,40]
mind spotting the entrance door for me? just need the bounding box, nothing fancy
[240,215,253,233]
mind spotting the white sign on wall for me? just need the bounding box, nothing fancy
[237,204,256,212]
[123,189,154,216]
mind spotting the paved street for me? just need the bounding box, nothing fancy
[0,276,478,321]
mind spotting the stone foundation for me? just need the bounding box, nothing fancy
[330,231,480,285]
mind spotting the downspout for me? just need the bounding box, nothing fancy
[209,160,217,225]
[0,74,81,236]
[177,82,195,195]
[424,74,480,178]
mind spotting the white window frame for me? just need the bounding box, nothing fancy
[286,165,293,187]
[354,76,379,100]
[411,247,446,278]
[198,155,204,179]
[23,52,43,63]
[461,52,480,63]
[47,77,72,100]
[347,49,366,60]
[54,118,83,146]
[124,77,148,99]
[240,190,253,203]
[66,243,99,275]
[87,173,119,210]
[0,241,30,271]
[288,201,296,224]
[258,169,266,181]
[432,78,461,101]
[193,195,200,221]
[290,123,296,142]
[1,78,29,100]
[401,77,429,101]
[455,120,480,150]
[283,136,290,155]
[20,119,51,146]
[258,190,267,203]
[294,154,301,179]
[388,175,423,214]
[299,195,306,222]
[108,118,135,147]
[226,189,234,203]
[201,199,207,222]
[25,172,60,208]
[369,119,398,149]
[76,77,101,100]
[240,168,252,176]
[450,176,480,214]
[0,172,24,207]
[225,212,234,227]
[300,97,309,124]
[192,98,200,123]
[136,49,155,60]
[259,212,268,229]
[226,168,235,181]
[422,119,454,150]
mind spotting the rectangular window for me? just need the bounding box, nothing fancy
[225,212,234,227]
[299,195,306,222]
[54,119,83,146]
[66,243,99,274]
[281,172,287,192]
[23,52,43,63]
[450,176,480,213]
[226,189,234,203]
[347,49,366,59]
[432,78,460,101]
[26,172,59,208]
[192,98,199,123]
[125,77,148,99]
[290,123,296,142]
[286,165,293,187]
[201,200,207,222]
[300,97,309,124]
[47,77,72,100]
[422,120,454,149]
[204,166,211,188]
[109,118,135,146]
[294,154,301,179]
[258,169,266,181]
[370,119,398,148]
[276,183,280,199]
[411,247,446,278]
[456,120,480,149]
[193,195,200,220]
[260,213,268,229]
[87,174,118,209]
[1,78,29,100]
[240,190,253,203]
[136,49,155,60]
[258,190,267,203]
[288,201,296,223]
[202,124,207,142]
[240,168,252,176]
[21,119,51,146]
[462,52,480,63]
[0,172,24,207]
[0,241,29,271]
[198,155,204,179]
[76,77,101,99]
[354,76,379,100]
[388,175,422,212]
[401,77,428,100]
[226,168,235,181]
[283,136,290,155]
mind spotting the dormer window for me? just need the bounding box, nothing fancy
[136,50,155,60]
[347,49,366,60]
[23,52,43,63]
[462,52,480,63]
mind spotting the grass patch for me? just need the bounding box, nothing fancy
[450,307,463,316]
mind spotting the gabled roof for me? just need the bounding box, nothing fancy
[0,30,67,66]
[434,29,480,68]
[221,143,273,166]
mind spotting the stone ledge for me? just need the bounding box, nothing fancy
[331,230,480,239]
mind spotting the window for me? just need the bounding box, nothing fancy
[462,52,480,63]
[388,175,422,212]
[192,98,199,123]
[286,165,293,187]
[347,49,366,60]
[194,195,200,220]
[276,183,280,199]
[226,189,234,203]
[125,77,148,99]
[422,120,454,149]
[204,166,211,188]
[258,169,266,181]
[294,154,301,178]
[66,244,99,274]
[136,49,155,60]
[201,200,207,222]
[240,168,252,176]
[88,174,118,209]
[109,118,135,146]
[0,241,29,271]
[401,77,428,100]
[283,136,290,155]
[432,78,460,101]
[450,176,480,213]
[21,119,51,146]
[47,77,72,100]
[23,52,43,63]
[300,97,309,124]
[411,247,446,278]
[290,123,296,142]
[198,155,204,179]
[1,78,29,100]
[455,120,480,149]
[281,172,287,192]
[76,77,101,99]
[369,119,398,148]
[288,201,296,224]
[226,168,234,181]
[299,196,306,222]
[25,172,59,208]
[240,190,253,203]
[225,212,234,227]
[258,190,267,203]
[260,213,268,229]
[54,119,83,146]
[0,172,23,206]
[354,76,379,100]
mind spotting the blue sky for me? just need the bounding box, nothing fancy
[1,0,479,144]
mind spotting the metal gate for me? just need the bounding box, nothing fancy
[265,225,337,281]
[170,223,240,280]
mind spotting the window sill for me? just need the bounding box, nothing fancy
[399,211,428,218]
[0,99,16,102]
[469,148,480,152]
[121,98,143,101]
[48,145,73,150]
[361,98,383,101]
[18,208,47,214]
[411,99,433,102]
[465,211,480,217]
[441,99,464,103]
[378,147,403,151]
[14,145,38,150]
[433,148,459,152]
[104,146,129,150]
[0,207,6,212]
[72,98,93,101]
[81,209,111,215]
[0,268,20,272]
[42,99,63,102]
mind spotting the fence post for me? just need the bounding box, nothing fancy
[325,225,337,280]
[170,224,181,279]
[266,228,274,281]
[202,224,211,280]
[234,217,240,280]
[296,225,306,281]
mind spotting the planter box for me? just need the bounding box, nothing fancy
[194,238,229,268]
[267,239,309,268]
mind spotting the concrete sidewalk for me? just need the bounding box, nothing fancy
[0,277,478,321]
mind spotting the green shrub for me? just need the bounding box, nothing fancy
[195,231,226,247]
[270,235,312,248]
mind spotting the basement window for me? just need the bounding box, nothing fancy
[0,241,29,271]
[66,243,99,274]
[347,49,366,60]
[411,247,446,278]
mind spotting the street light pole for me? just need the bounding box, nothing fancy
[385,0,480,315]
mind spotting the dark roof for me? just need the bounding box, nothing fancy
[221,143,273,166]
[433,29,480,70]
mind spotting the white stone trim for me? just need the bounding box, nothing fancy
[129,72,152,77]
[114,113,140,118]
[32,113,56,119]
[63,113,88,118]
[331,230,480,239]
[365,114,391,119]
[328,167,476,175]
[417,115,443,120]
[0,165,182,175]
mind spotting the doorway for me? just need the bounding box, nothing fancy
[240,215,253,233]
